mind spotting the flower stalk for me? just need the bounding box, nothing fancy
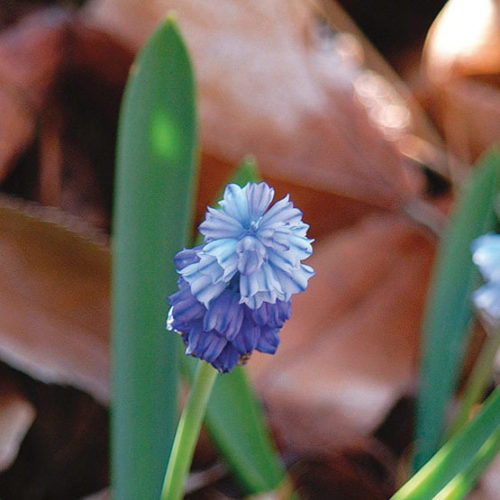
[446,233,500,436]
[161,360,218,500]
[447,324,500,439]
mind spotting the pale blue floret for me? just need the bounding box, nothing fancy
[472,233,500,326]
[472,282,500,326]
[472,234,500,282]
[167,182,314,372]
[181,182,314,310]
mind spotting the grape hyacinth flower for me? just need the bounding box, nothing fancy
[472,233,500,327]
[167,182,314,372]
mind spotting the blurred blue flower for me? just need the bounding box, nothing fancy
[472,233,500,327]
[167,182,314,372]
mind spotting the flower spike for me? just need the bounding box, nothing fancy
[167,182,314,372]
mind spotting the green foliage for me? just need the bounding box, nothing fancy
[392,386,500,500]
[205,365,286,491]
[435,425,500,499]
[413,150,500,471]
[111,17,197,499]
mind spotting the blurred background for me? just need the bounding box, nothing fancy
[0,0,498,498]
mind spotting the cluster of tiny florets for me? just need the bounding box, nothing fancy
[167,182,314,372]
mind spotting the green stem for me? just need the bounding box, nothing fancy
[161,360,218,500]
[447,325,500,439]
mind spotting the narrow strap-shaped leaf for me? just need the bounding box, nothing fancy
[413,150,500,471]
[435,425,500,500]
[207,366,286,492]
[111,17,197,499]
[182,157,286,493]
[392,385,500,500]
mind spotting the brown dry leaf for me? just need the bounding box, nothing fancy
[0,195,110,404]
[0,378,35,472]
[0,8,69,181]
[85,0,425,210]
[247,214,435,452]
[423,0,500,165]
[312,0,444,148]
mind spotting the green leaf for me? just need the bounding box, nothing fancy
[182,157,286,493]
[392,385,500,500]
[111,17,197,499]
[206,365,286,491]
[413,149,500,471]
[436,425,500,500]
[225,155,261,188]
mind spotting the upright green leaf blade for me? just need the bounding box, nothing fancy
[111,18,197,499]
[413,150,500,471]
[206,366,286,492]
[182,158,286,493]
